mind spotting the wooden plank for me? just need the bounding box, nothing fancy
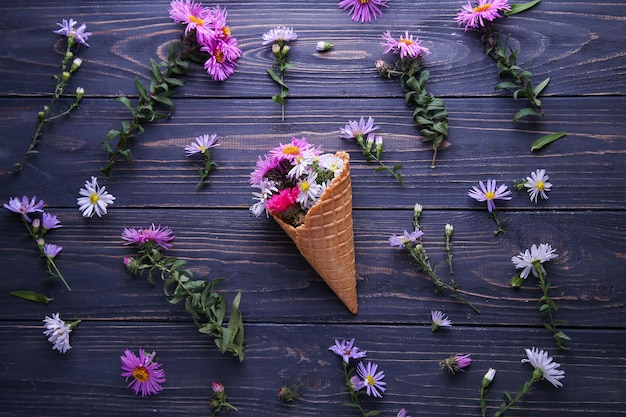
[0,321,623,416]
[0,1,624,97]
[1,208,623,327]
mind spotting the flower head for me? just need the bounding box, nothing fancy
[440,353,472,374]
[43,313,72,353]
[265,187,300,215]
[201,36,241,81]
[120,349,166,396]
[77,176,116,218]
[482,367,497,388]
[329,338,367,363]
[468,179,512,212]
[524,169,552,203]
[43,243,63,259]
[54,18,91,47]
[4,195,45,222]
[122,224,176,251]
[389,229,424,249]
[339,116,379,142]
[262,26,298,45]
[431,310,452,331]
[169,0,212,36]
[41,212,62,230]
[338,0,389,23]
[455,0,511,31]
[356,361,386,398]
[381,31,431,59]
[511,243,558,279]
[397,409,411,417]
[521,347,565,388]
[185,133,219,156]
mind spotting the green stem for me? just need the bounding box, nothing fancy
[490,210,505,235]
[494,374,538,417]
[341,362,369,417]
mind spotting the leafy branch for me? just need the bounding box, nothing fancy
[266,43,294,120]
[355,135,404,185]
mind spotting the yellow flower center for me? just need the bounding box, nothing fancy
[536,181,545,191]
[198,145,207,152]
[222,26,231,37]
[399,39,414,46]
[300,181,310,192]
[365,375,375,386]
[474,3,492,13]
[485,191,496,200]
[90,193,100,204]
[213,48,224,63]
[360,0,370,4]
[282,145,300,155]
[189,15,204,26]
[132,367,150,382]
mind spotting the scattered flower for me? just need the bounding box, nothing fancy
[43,243,63,259]
[184,133,220,189]
[122,224,176,251]
[277,384,301,403]
[120,349,166,396]
[210,381,238,415]
[381,30,431,59]
[41,212,62,231]
[263,26,297,120]
[455,0,511,31]
[3,195,45,222]
[43,313,80,354]
[389,229,424,249]
[77,176,116,218]
[524,169,553,202]
[440,353,472,374]
[397,409,411,417]
[338,0,389,23]
[329,338,367,363]
[431,310,452,331]
[468,179,511,235]
[316,41,334,52]
[356,361,386,398]
[479,368,497,417]
[511,243,558,280]
[53,18,92,47]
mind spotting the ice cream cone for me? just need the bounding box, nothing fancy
[272,151,358,314]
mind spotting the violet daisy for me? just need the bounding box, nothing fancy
[524,169,552,203]
[338,0,389,23]
[381,30,431,59]
[356,361,386,398]
[389,229,424,249]
[339,116,379,141]
[329,338,367,363]
[521,347,565,388]
[120,349,166,396]
[455,0,511,31]
[511,243,558,279]
[468,179,512,213]
[43,243,63,259]
[77,176,116,218]
[41,212,62,230]
[185,133,219,156]
[4,195,45,222]
[262,26,298,45]
[53,18,91,47]
[440,353,472,374]
[43,313,73,354]
[431,310,452,331]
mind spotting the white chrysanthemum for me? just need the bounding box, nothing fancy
[77,176,116,217]
[524,169,552,203]
[262,26,297,45]
[521,347,565,388]
[316,154,344,176]
[43,313,72,353]
[250,179,278,217]
[511,243,558,279]
[296,172,323,208]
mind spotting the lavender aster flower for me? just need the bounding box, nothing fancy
[356,361,386,398]
[468,179,512,213]
[389,229,424,249]
[4,195,45,222]
[43,243,63,259]
[521,347,565,388]
[339,116,379,141]
[329,338,367,363]
[431,310,452,331]
[185,133,220,156]
[54,18,91,47]
[381,30,431,59]
[43,313,72,353]
[41,212,62,230]
[511,243,558,279]
[338,0,389,23]
[262,26,297,45]
[120,349,166,396]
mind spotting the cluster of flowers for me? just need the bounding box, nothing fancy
[169,0,241,81]
[249,137,345,226]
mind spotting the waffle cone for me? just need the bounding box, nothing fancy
[272,151,358,314]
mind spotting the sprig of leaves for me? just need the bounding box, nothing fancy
[355,135,404,185]
[267,42,294,120]
[126,242,245,361]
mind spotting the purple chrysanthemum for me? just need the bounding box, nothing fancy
[356,361,386,398]
[122,224,175,250]
[53,18,91,47]
[120,349,166,396]
[329,338,368,363]
[468,179,512,212]
[338,0,389,23]
[201,36,241,81]
[455,0,511,31]
[389,229,424,249]
[440,353,472,374]
[381,31,431,59]
[185,133,219,156]
[4,195,45,222]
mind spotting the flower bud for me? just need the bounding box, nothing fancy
[38,111,46,120]
[65,51,73,60]
[280,44,291,56]
[482,368,496,388]
[62,71,71,81]
[70,57,83,73]
[445,223,454,237]
[32,218,41,233]
[365,134,375,152]
[316,41,334,52]
[211,381,224,394]
[414,203,423,217]
[272,43,281,55]
[375,135,384,158]
[375,59,394,78]
[37,238,45,248]
[75,87,85,102]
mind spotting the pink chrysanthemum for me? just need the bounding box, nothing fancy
[122,224,175,250]
[169,0,213,36]
[201,36,241,81]
[250,155,280,186]
[468,179,512,212]
[266,187,300,215]
[455,0,511,31]
[4,195,45,222]
[269,137,318,164]
[381,31,431,59]
[338,0,389,23]
[120,349,166,396]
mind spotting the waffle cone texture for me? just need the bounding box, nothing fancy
[272,151,358,314]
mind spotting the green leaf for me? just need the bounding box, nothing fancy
[533,77,550,96]
[134,78,149,102]
[509,273,525,288]
[152,94,174,107]
[266,69,289,89]
[505,0,541,16]
[116,96,136,115]
[150,58,163,83]
[10,290,53,304]
[272,94,285,105]
[513,107,542,122]
[530,131,567,151]
[495,82,520,90]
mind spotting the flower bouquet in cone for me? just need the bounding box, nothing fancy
[250,137,358,313]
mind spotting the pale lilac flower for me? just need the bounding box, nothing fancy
[120,349,166,396]
[262,26,298,45]
[4,195,45,222]
[389,229,424,249]
[381,31,430,59]
[41,212,62,230]
[122,224,175,250]
[43,313,72,353]
[521,347,565,388]
[456,0,511,31]
[54,18,91,47]
[329,338,367,363]
[440,353,472,374]
[339,116,380,141]
[468,179,512,213]
[397,409,411,417]
[43,243,63,259]
[350,374,364,391]
[185,133,219,156]
[77,176,116,218]
[511,243,558,279]
[524,169,552,203]
[338,0,389,23]
[169,0,212,36]
[356,361,386,398]
[431,310,452,331]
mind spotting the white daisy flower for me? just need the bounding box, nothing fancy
[296,172,323,208]
[43,313,72,353]
[511,243,558,279]
[77,176,116,218]
[521,347,565,388]
[524,169,553,203]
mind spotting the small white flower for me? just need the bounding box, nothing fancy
[77,176,116,217]
[316,154,344,176]
[262,26,297,45]
[521,347,565,388]
[431,310,452,331]
[482,368,497,388]
[43,313,72,353]
[511,243,558,279]
[296,172,323,208]
[524,169,552,203]
[316,41,334,52]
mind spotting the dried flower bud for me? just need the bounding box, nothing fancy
[316,41,334,52]
[482,368,496,388]
[75,87,85,102]
[70,58,83,73]
[375,59,394,78]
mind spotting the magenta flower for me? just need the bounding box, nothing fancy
[338,0,389,23]
[389,229,424,249]
[169,0,212,37]
[269,137,319,164]
[122,224,175,250]
[468,179,512,213]
[53,18,91,47]
[4,196,45,222]
[455,0,511,31]
[356,361,386,398]
[201,36,241,81]
[249,155,280,186]
[120,349,166,396]
[381,31,431,59]
[440,353,472,374]
[266,187,300,215]
[329,338,368,363]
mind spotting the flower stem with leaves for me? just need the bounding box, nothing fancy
[24,218,71,291]
[356,135,404,185]
[340,361,380,417]
[267,42,293,120]
[493,368,542,417]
